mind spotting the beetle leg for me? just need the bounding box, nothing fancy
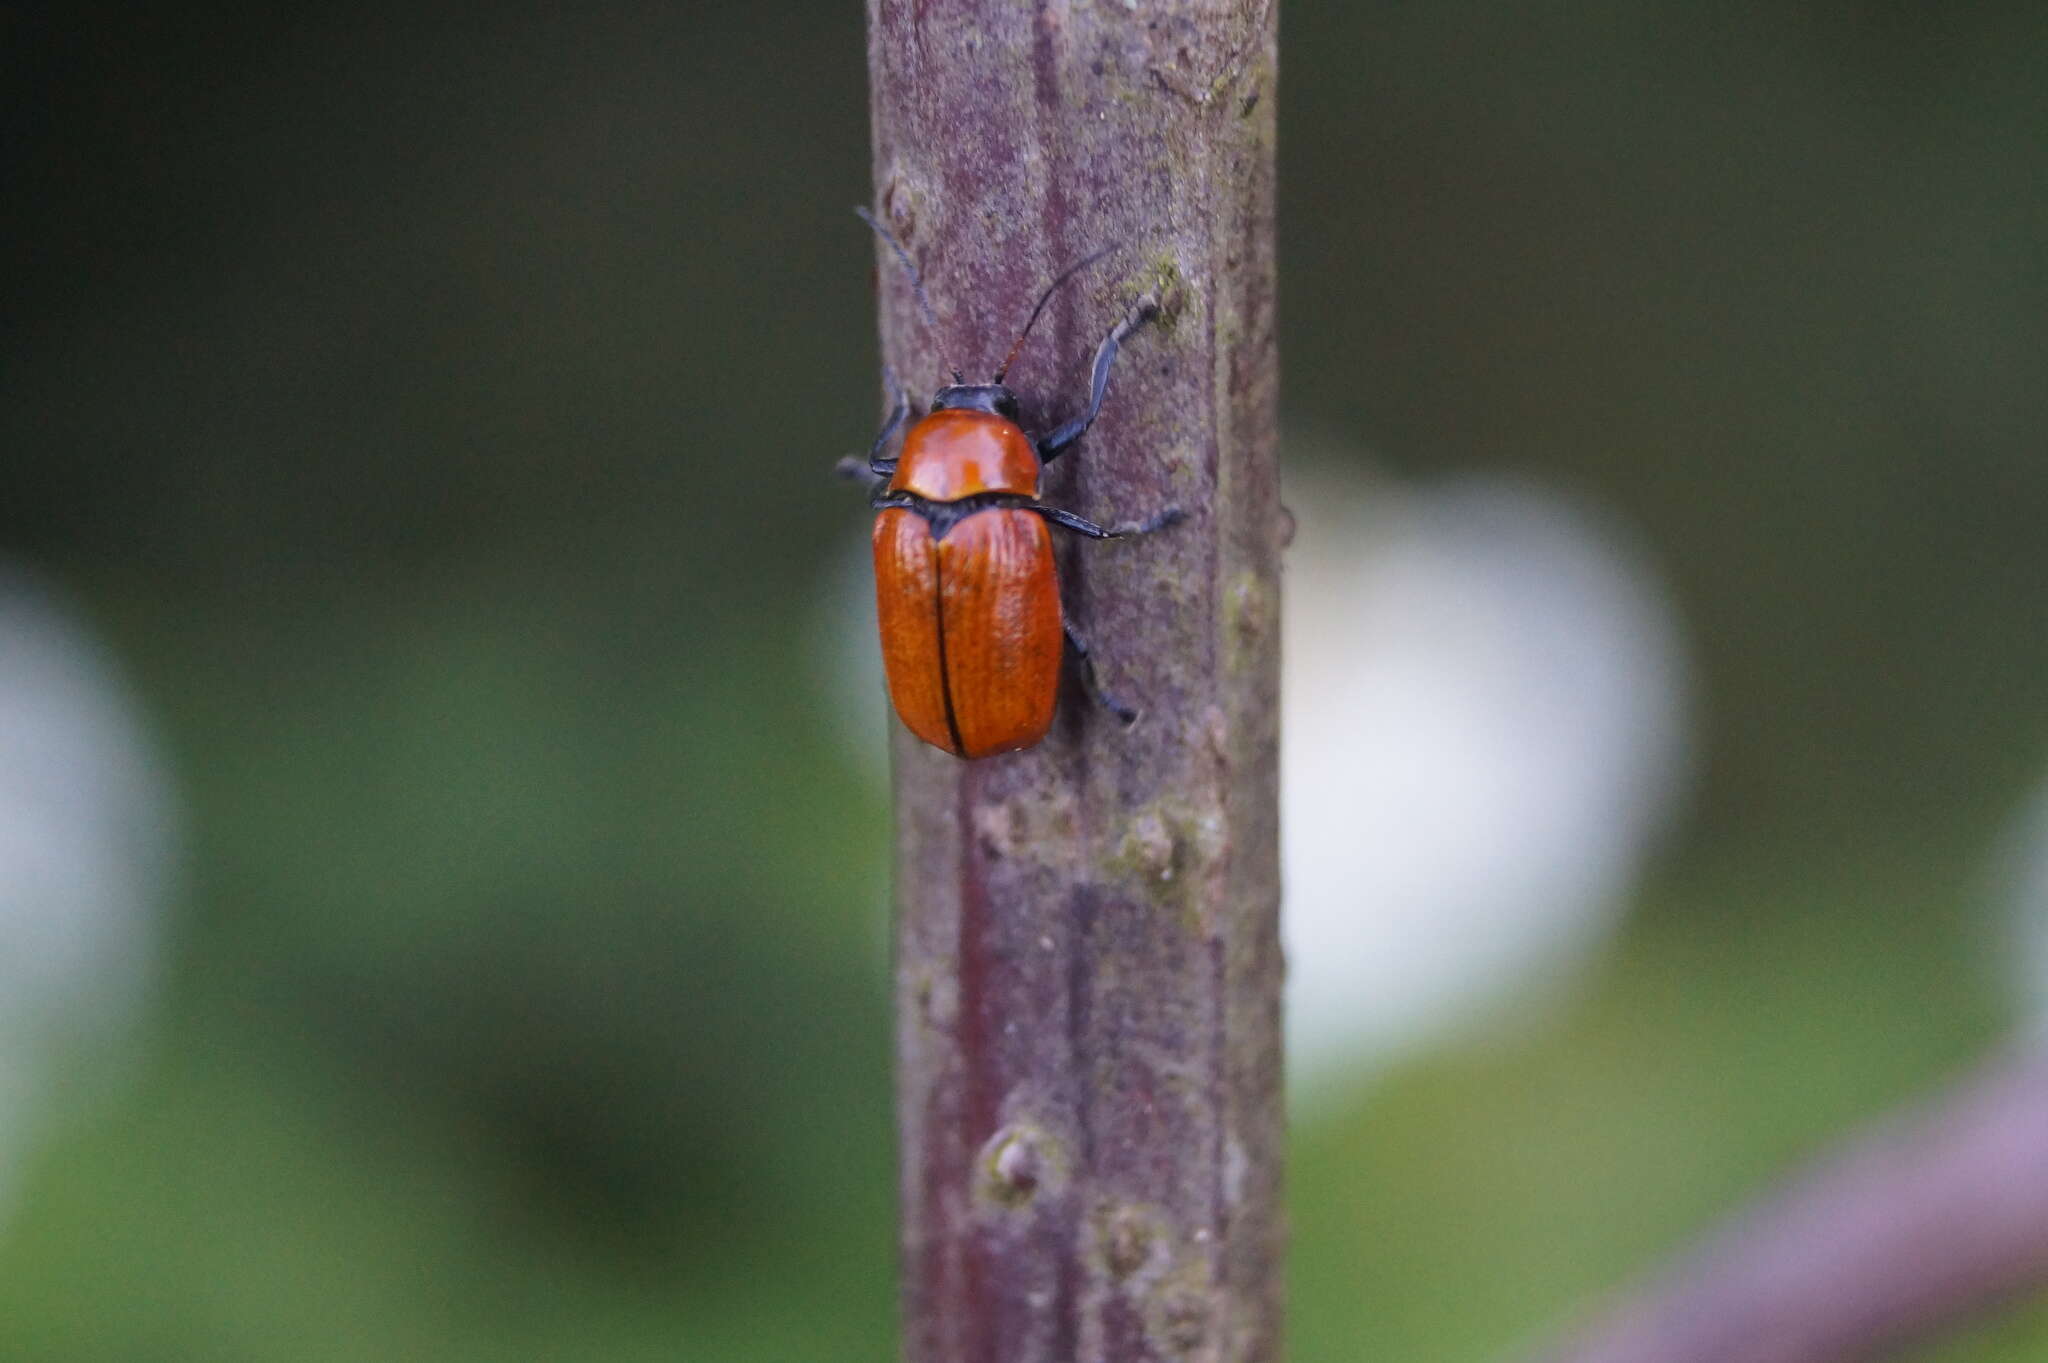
[1036,299,1160,463]
[1063,616,1137,725]
[863,365,914,477]
[1034,505,1187,539]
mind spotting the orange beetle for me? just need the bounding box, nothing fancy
[846,209,1182,759]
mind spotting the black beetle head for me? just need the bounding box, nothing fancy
[932,384,1022,421]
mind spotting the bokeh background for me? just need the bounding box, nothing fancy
[5,3,2048,1359]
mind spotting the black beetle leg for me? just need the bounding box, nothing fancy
[842,365,913,484]
[1063,616,1137,725]
[1036,299,1160,463]
[1034,504,1187,539]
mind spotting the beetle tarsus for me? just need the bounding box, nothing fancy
[1109,506,1186,537]
[1035,504,1185,540]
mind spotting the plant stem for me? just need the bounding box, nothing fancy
[865,3,1283,1361]
[1529,1050,2048,1363]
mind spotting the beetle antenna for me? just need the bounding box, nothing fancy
[855,207,963,385]
[993,243,1120,384]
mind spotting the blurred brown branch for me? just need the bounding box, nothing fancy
[1527,1049,2048,1363]
[865,2,1283,1361]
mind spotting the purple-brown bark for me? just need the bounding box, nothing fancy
[865,3,1282,1362]
[1528,1049,2048,1363]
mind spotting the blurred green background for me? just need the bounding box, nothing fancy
[4,2,2047,1359]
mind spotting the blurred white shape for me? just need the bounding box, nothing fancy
[0,568,175,1211]
[809,451,1689,1096]
[1283,460,1688,1094]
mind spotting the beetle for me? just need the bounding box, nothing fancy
[844,207,1183,760]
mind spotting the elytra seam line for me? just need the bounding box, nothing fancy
[932,547,967,755]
